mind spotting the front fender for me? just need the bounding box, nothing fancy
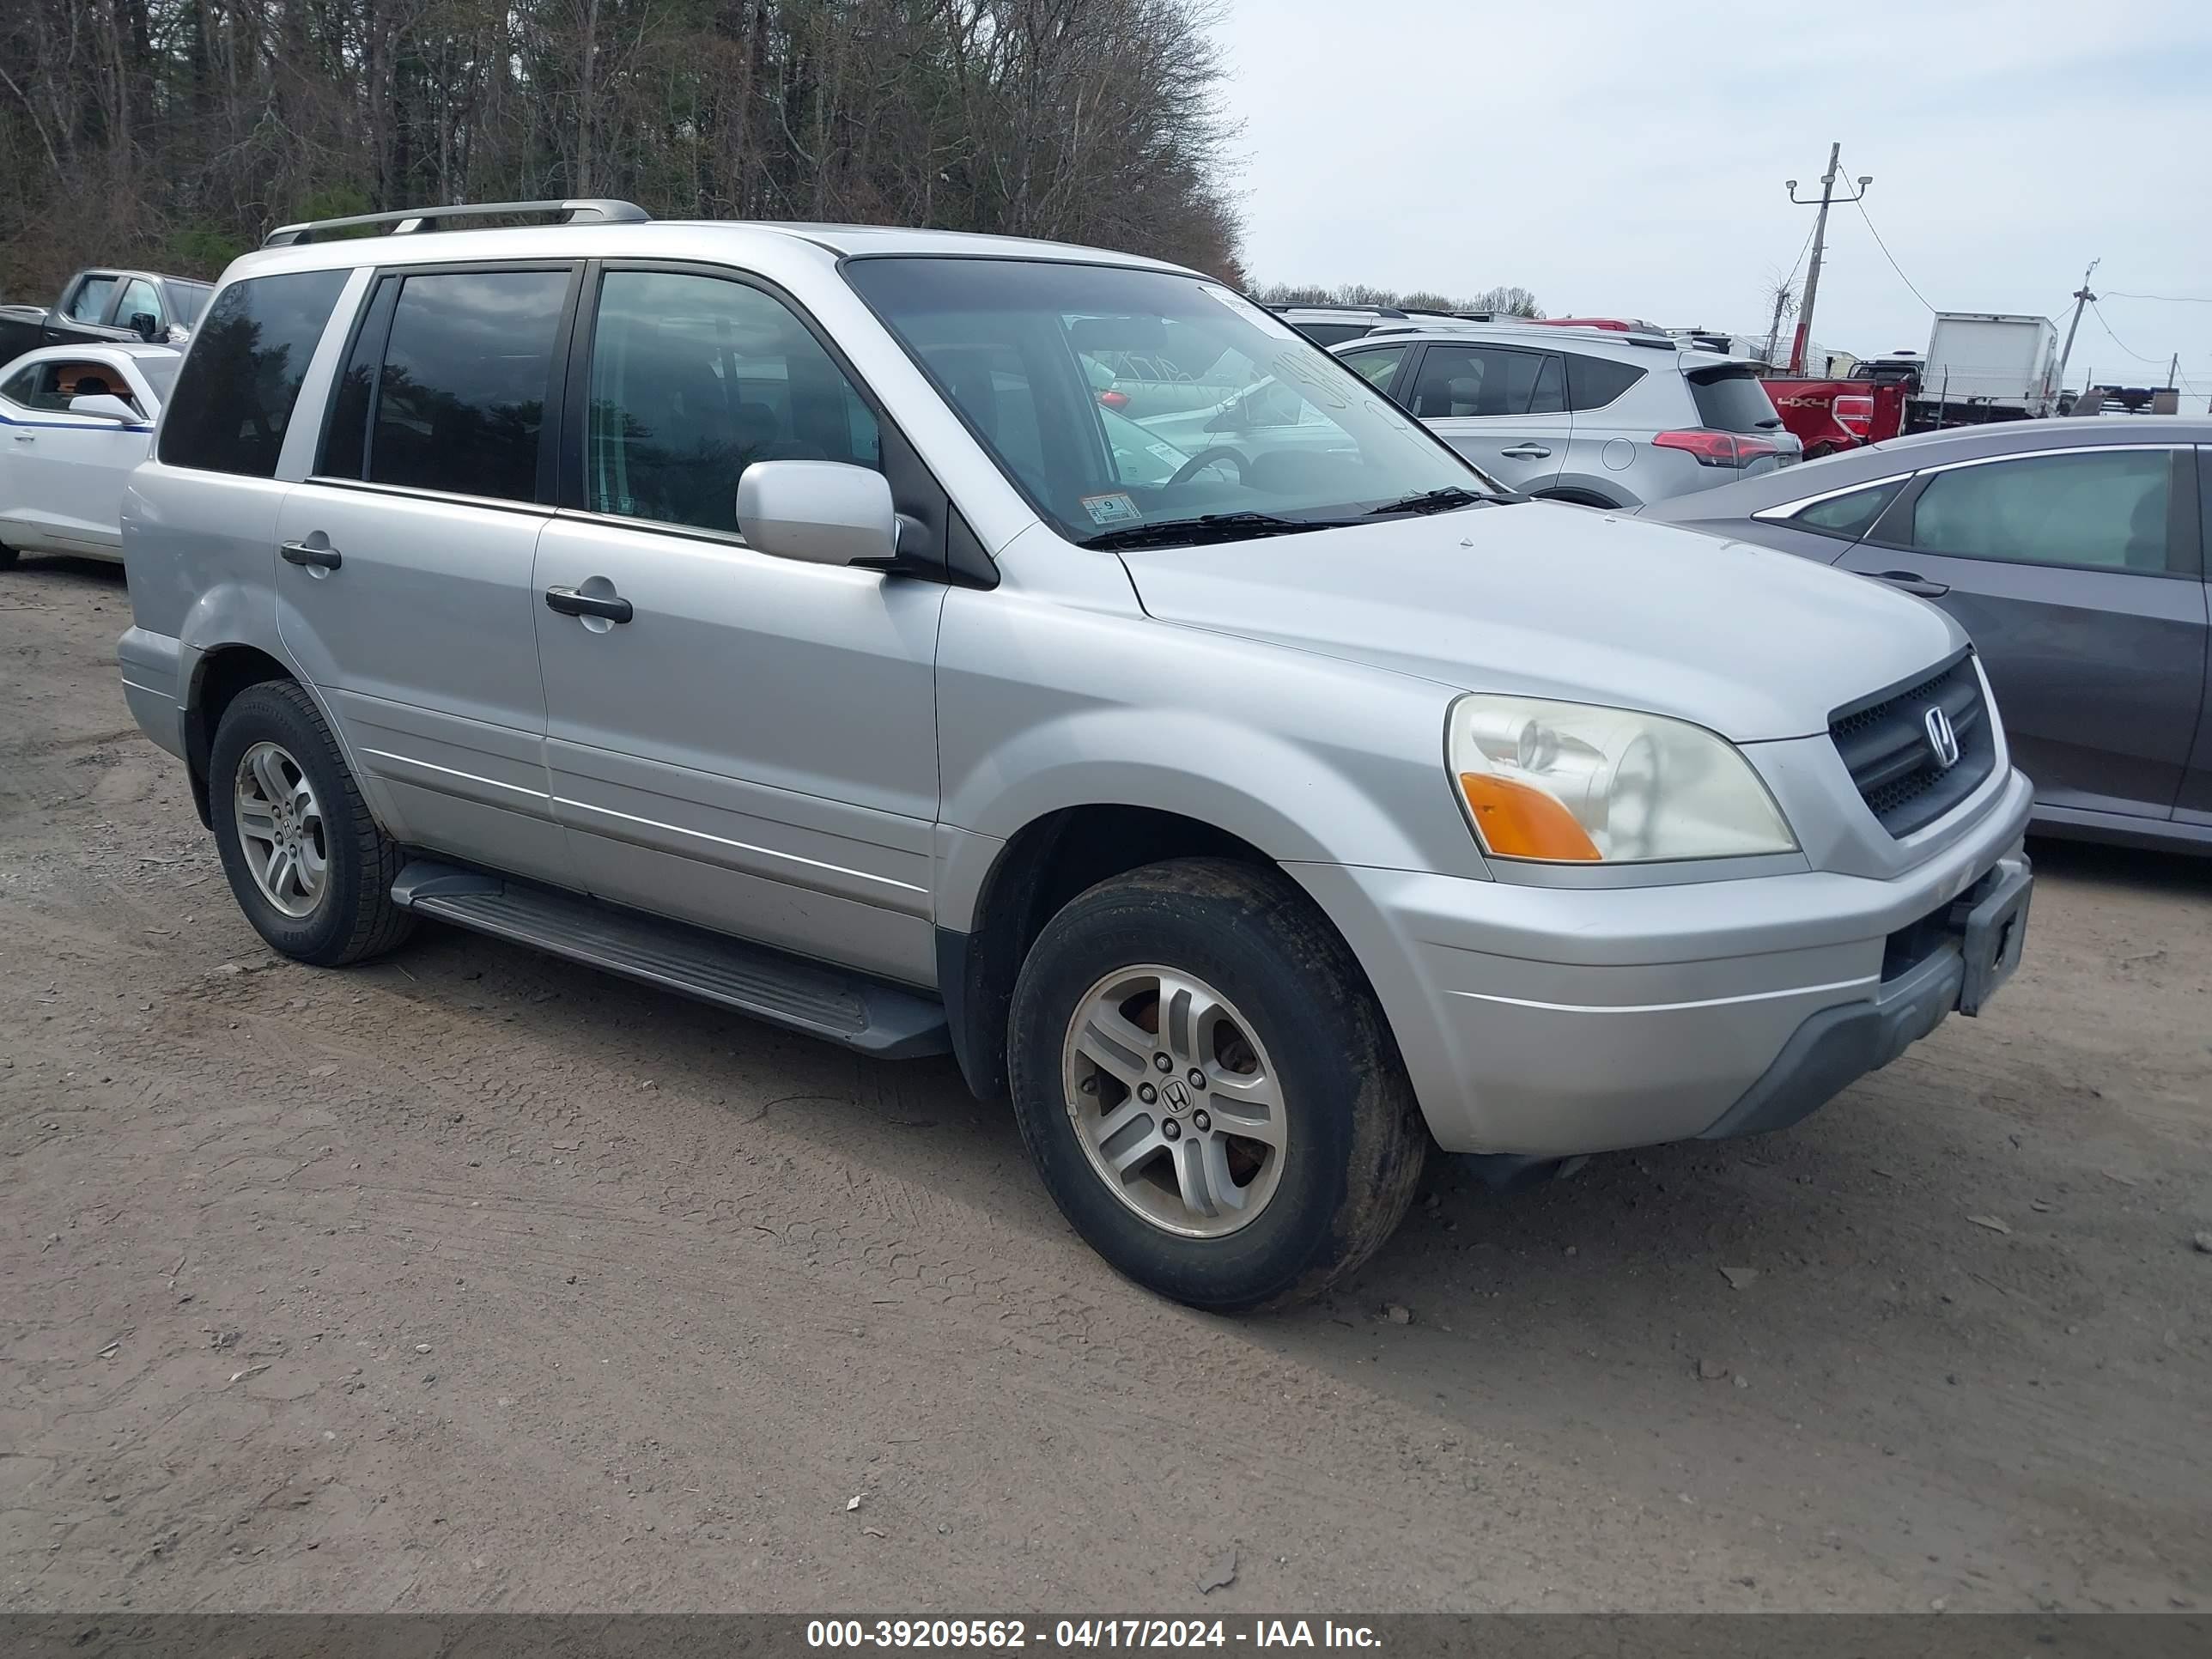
[933,584,1492,933]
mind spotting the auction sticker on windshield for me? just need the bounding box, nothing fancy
[1081,491,1143,526]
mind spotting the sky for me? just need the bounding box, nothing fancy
[1210,0,2212,398]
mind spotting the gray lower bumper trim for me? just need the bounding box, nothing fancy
[1697,943,1963,1141]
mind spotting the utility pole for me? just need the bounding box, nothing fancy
[2166,351,2179,392]
[1784,143,1872,375]
[2053,258,2099,395]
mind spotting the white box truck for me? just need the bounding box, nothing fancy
[1911,312,2059,428]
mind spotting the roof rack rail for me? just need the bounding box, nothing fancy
[264,198,650,248]
[1265,301,1409,318]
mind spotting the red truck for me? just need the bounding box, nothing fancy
[1756,375,1909,457]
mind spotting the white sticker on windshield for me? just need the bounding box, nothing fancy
[1198,283,1298,337]
[1081,491,1143,526]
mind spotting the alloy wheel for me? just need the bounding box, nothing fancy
[233,740,329,918]
[1060,964,1288,1238]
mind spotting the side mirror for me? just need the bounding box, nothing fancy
[128,311,160,340]
[735,460,897,568]
[68,393,138,423]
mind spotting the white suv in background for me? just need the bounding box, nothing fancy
[1334,321,1802,507]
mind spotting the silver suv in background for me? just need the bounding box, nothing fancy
[1334,321,1802,507]
[118,202,2031,1313]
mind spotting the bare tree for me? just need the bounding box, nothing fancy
[0,0,1248,300]
[1759,266,1798,371]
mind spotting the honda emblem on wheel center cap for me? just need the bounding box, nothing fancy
[1162,1079,1190,1113]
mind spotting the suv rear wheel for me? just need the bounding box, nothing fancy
[208,679,413,966]
[1008,859,1427,1311]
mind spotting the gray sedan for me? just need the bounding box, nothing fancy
[1641,418,2211,854]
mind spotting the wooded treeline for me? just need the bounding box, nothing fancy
[0,0,1245,301]
[1252,280,1545,318]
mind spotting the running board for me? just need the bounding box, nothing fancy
[390,861,950,1059]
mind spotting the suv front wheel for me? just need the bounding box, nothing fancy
[208,679,413,966]
[1008,859,1428,1311]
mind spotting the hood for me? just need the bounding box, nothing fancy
[1120,502,1964,743]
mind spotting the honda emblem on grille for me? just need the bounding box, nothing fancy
[1923,705,1960,769]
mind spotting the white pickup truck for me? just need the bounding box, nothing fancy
[0,342,179,567]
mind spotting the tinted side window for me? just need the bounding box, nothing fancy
[11,364,70,410]
[0,364,112,411]
[66,276,118,323]
[1564,353,1646,412]
[586,270,880,533]
[367,269,568,503]
[1409,346,1563,418]
[157,269,349,477]
[1909,449,2176,572]
[2201,448,2212,571]
[1791,479,1904,538]
[1340,344,1408,391]
[1687,365,1782,433]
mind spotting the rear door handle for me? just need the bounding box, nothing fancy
[1499,444,1553,459]
[280,540,343,570]
[545,585,634,624]
[9,432,32,444]
[1871,569,1948,598]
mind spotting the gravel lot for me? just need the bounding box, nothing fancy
[3,555,2208,1614]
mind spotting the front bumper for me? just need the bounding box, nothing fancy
[1294,765,2034,1157]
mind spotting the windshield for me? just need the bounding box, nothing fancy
[163,281,213,327]
[842,257,1500,545]
[137,355,180,400]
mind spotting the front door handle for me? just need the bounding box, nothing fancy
[1871,569,1948,599]
[545,585,634,624]
[1499,444,1552,459]
[9,432,32,444]
[280,539,343,570]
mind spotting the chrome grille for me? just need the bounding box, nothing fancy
[1830,653,1995,837]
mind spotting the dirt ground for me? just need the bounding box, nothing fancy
[2,554,2208,1615]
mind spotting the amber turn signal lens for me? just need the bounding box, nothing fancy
[1457,773,1602,861]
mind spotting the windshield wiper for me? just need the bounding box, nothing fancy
[1364,486,1500,516]
[1080,512,1333,550]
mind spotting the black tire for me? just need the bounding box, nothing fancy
[208,678,413,966]
[1008,858,1428,1312]
[0,542,18,569]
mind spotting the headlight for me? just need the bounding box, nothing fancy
[1446,695,1796,863]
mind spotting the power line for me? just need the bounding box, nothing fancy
[2083,301,2212,398]
[1782,216,1817,291]
[2102,289,2212,304]
[1851,195,1936,313]
[2087,299,2164,364]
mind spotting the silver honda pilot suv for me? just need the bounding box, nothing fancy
[116,200,2033,1310]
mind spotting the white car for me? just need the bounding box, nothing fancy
[0,342,179,567]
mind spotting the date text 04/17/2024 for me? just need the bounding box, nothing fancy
[805,1619,1382,1649]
